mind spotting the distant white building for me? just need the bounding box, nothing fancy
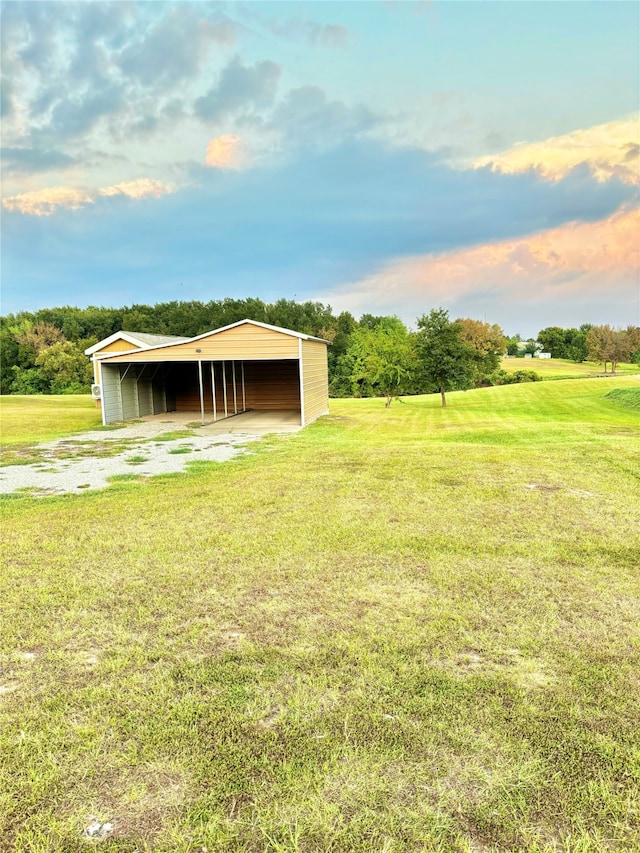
[537,352,552,359]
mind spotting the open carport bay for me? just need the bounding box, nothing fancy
[100,359,301,425]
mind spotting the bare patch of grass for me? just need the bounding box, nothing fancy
[154,430,197,442]
[126,455,149,465]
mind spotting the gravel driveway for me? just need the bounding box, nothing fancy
[0,419,264,497]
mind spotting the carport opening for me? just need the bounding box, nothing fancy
[102,359,301,426]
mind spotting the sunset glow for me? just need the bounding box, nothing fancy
[1,1,638,333]
[474,118,640,185]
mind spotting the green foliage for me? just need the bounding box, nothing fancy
[415,308,475,406]
[3,299,634,404]
[9,367,50,394]
[585,325,640,374]
[339,318,416,405]
[505,334,521,356]
[457,317,506,385]
[36,341,94,393]
[537,325,590,361]
[490,368,542,385]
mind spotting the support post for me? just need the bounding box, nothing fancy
[211,362,217,422]
[222,360,228,418]
[198,360,205,425]
[241,362,246,411]
[298,339,305,426]
[232,361,238,414]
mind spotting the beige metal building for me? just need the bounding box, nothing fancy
[88,320,330,427]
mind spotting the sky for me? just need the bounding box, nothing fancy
[1,0,639,337]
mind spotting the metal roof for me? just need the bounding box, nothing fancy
[84,331,189,356]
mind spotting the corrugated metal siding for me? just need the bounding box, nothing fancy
[137,378,153,416]
[100,323,299,364]
[120,370,138,421]
[301,340,329,425]
[245,361,300,411]
[152,381,166,415]
[167,360,300,414]
[101,364,123,424]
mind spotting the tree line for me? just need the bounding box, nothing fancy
[1,299,638,401]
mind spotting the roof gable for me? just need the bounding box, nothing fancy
[85,331,188,356]
[93,319,330,361]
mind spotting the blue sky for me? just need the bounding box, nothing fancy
[1,0,638,336]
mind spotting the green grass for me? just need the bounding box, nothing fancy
[1,378,640,852]
[500,357,640,380]
[0,395,102,447]
[605,387,640,410]
[154,431,197,442]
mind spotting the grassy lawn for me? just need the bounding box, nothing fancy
[500,357,640,380]
[0,395,102,448]
[1,378,639,852]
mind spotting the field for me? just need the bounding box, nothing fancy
[500,357,640,380]
[1,378,640,852]
[0,395,103,448]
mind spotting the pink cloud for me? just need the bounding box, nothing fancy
[474,117,640,185]
[2,186,94,216]
[321,207,639,316]
[98,178,174,200]
[3,178,174,216]
[205,134,245,169]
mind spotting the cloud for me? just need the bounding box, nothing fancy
[3,140,637,332]
[116,6,238,88]
[266,86,382,148]
[3,178,174,216]
[42,82,126,143]
[205,135,245,169]
[2,186,94,216]
[1,147,77,173]
[246,14,350,48]
[474,117,640,185]
[1,2,241,152]
[194,56,281,123]
[319,206,639,330]
[97,179,174,200]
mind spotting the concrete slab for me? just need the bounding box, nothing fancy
[138,409,303,434]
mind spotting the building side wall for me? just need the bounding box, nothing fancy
[137,379,153,417]
[152,382,166,415]
[301,340,329,425]
[120,371,138,421]
[101,364,123,424]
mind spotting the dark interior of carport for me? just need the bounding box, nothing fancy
[100,358,301,425]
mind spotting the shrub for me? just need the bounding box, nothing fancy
[488,368,542,385]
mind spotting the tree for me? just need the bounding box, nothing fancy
[626,325,640,366]
[415,309,475,407]
[456,318,505,385]
[342,317,416,406]
[16,321,66,355]
[36,341,94,393]
[537,325,590,361]
[505,334,521,357]
[537,326,568,358]
[586,325,639,374]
